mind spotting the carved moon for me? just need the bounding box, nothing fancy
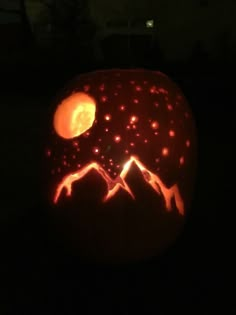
[53,92,96,139]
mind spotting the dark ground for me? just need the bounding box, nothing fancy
[0,45,234,314]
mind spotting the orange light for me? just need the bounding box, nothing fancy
[101,95,108,102]
[83,131,90,138]
[180,156,185,165]
[114,135,121,143]
[119,105,126,111]
[186,140,191,147]
[130,115,138,124]
[46,149,51,157]
[162,147,169,156]
[53,156,184,215]
[104,114,111,121]
[150,86,157,93]
[83,85,90,92]
[53,92,96,139]
[151,121,159,130]
[92,147,100,155]
[169,130,175,137]
[72,141,78,147]
[167,104,173,111]
[99,84,105,91]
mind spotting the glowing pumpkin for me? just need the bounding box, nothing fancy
[42,69,197,263]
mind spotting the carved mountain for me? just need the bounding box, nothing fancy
[54,156,184,215]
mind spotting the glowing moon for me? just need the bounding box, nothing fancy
[53,92,96,139]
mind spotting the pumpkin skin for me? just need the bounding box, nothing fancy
[42,69,197,263]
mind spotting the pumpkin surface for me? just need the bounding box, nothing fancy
[43,69,197,263]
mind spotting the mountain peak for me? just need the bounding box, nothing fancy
[54,156,184,215]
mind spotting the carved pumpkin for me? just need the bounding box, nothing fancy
[42,69,197,263]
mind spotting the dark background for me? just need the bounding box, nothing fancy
[1,1,234,314]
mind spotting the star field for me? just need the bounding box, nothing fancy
[45,70,195,188]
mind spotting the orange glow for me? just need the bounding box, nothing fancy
[151,121,159,130]
[72,141,78,147]
[104,114,111,121]
[101,96,108,102]
[114,135,121,143]
[53,156,184,215]
[186,140,191,147]
[46,149,51,157]
[162,147,169,156]
[83,85,90,92]
[53,92,96,139]
[92,147,100,155]
[169,130,175,137]
[150,86,157,93]
[180,156,185,165]
[83,131,90,138]
[99,84,105,91]
[130,115,139,124]
[119,105,126,111]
